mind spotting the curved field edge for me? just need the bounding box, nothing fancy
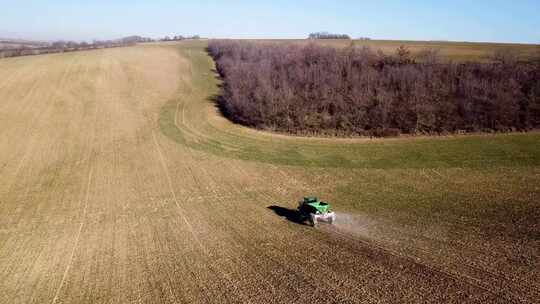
[159,41,540,169]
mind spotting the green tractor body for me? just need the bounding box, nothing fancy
[298,197,336,226]
[302,196,331,214]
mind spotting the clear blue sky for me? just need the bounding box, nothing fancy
[1,0,539,43]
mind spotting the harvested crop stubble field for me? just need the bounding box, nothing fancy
[0,41,539,303]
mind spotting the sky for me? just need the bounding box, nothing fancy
[1,0,539,44]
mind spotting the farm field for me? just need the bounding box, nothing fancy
[246,39,540,62]
[0,41,539,303]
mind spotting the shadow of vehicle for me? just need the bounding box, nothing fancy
[267,205,311,226]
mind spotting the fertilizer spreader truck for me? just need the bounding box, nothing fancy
[298,197,336,227]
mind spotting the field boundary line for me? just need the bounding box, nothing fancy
[51,166,94,304]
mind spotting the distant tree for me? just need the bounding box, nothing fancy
[0,35,139,59]
[65,41,79,50]
[309,32,351,40]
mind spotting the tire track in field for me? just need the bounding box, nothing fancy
[193,166,328,302]
[165,92,272,302]
[150,130,205,250]
[133,56,228,302]
[172,94,289,301]
[49,62,102,303]
[180,166,297,303]
[50,166,94,304]
[151,129,257,304]
[152,63,269,301]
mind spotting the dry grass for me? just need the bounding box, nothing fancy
[0,42,538,303]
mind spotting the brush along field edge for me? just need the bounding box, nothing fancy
[0,42,538,304]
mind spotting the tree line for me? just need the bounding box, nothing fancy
[208,40,540,137]
[309,32,351,40]
[160,35,201,41]
[0,37,148,59]
[0,34,204,59]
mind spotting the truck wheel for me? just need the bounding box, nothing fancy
[310,214,317,227]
